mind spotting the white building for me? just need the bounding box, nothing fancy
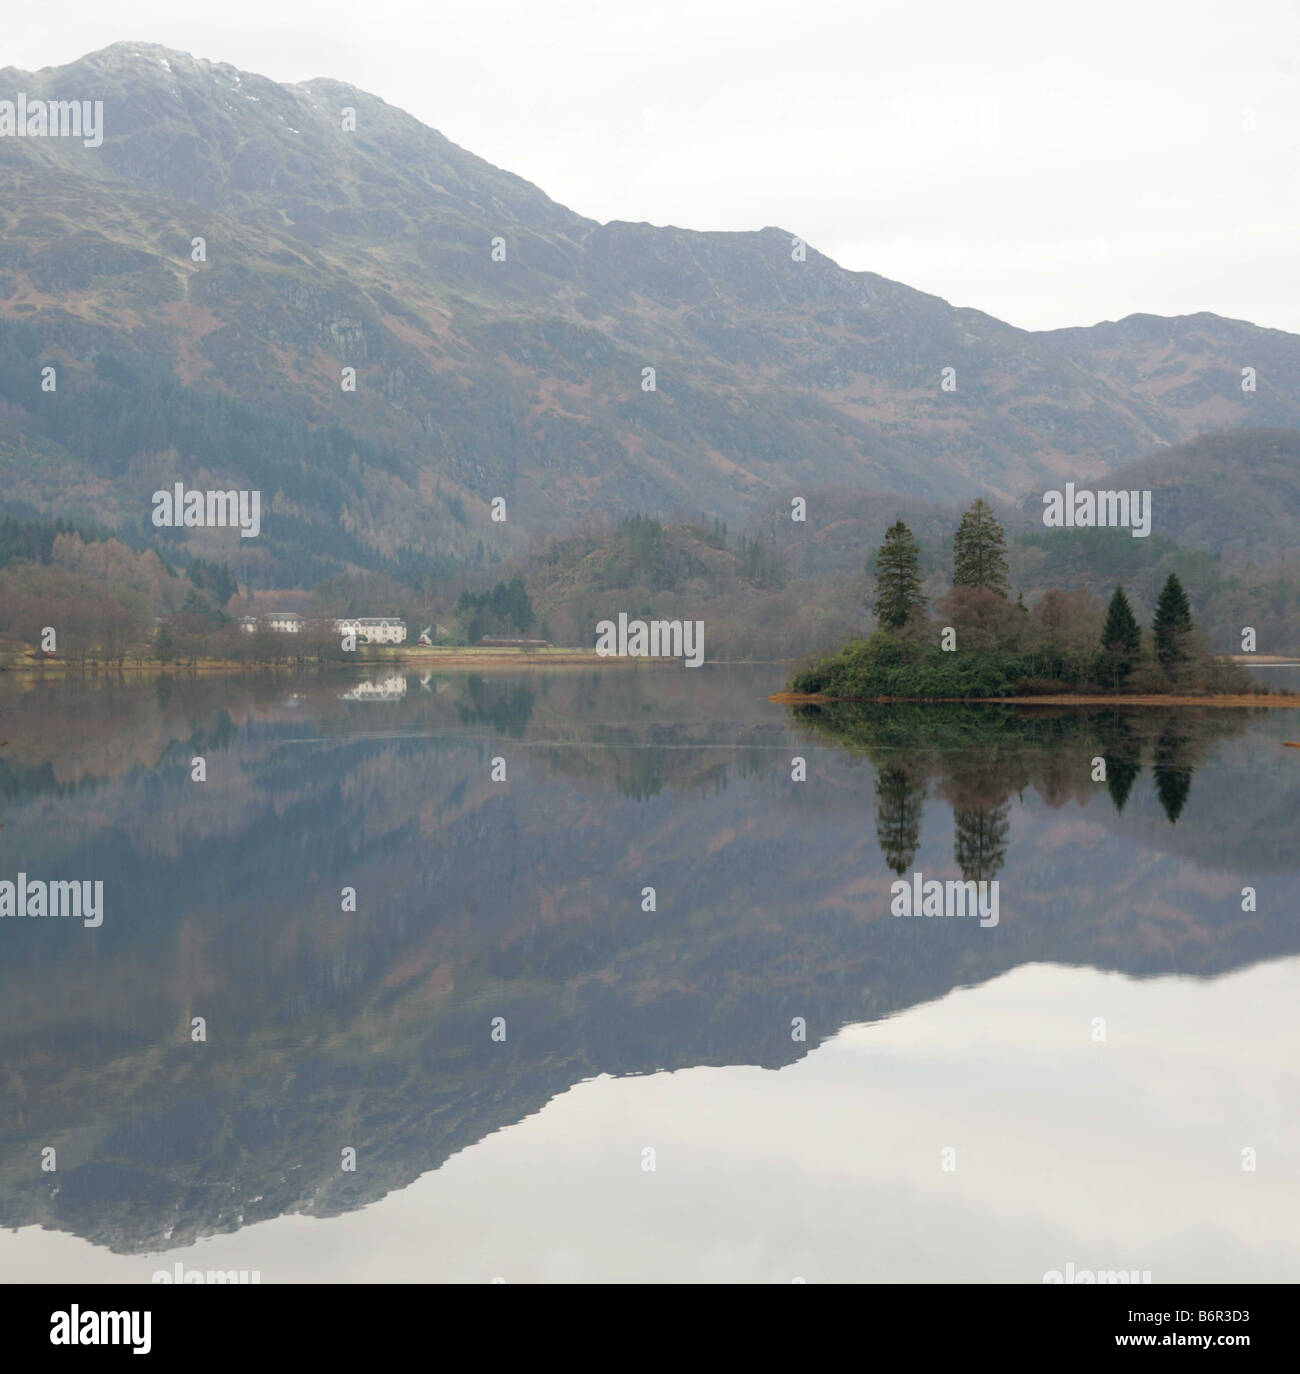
[265,612,305,634]
[333,616,406,644]
[238,616,259,634]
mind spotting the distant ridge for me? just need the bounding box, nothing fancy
[2,42,1299,581]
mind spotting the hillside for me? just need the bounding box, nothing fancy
[3,42,1300,587]
[1093,428,1300,568]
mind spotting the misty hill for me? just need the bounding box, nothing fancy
[1096,428,1300,568]
[3,43,1300,585]
[511,426,1300,656]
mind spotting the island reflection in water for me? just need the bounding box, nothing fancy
[0,665,1296,1282]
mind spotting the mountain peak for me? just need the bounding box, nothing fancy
[1,42,1298,568]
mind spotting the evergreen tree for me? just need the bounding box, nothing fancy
[952,499,1009,597]
[505,574,534,633]
[1153,727,1194,823]
[954,802,1010,882]
[188,557,236,607]
[1097,586,1142,684]
[874,520,926,629]
[181,587,215,622]
[1153,572,1194,675]
[1105,749,1141,812]
[1097,716,1141,812]
[874,765,925,874]
[456,576,535,639]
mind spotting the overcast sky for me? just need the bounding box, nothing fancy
[7,0,1299,334]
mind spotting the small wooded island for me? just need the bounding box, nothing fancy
[785,501,1285,704]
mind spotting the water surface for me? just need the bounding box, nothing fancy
[0,664,1296,1282]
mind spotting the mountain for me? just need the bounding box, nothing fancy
[3,42,1300,585]
[1095,428,1300,568]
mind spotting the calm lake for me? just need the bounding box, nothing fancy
[1,663,1297,1283]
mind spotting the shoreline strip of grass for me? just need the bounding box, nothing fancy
[771,690,1300,707]
[0,647,667,675]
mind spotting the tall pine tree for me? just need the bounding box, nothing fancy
[875,766,925,874]
[952,499,1009,597]
[1154,728,1193,823]
[954,802,1010,882]
[1152,572,1193,675]
[874,520,926,629]
[1097,586,1142,684]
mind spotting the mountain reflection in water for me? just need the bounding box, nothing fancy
[0,666,1295,1276]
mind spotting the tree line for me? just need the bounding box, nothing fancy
[793,500,1247,698]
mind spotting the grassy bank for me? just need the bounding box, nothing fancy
[787,630,1274,704]
[773,690,1300,707]
[0,644,658,675]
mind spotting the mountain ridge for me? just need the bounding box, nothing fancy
[3,42,1299,582]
